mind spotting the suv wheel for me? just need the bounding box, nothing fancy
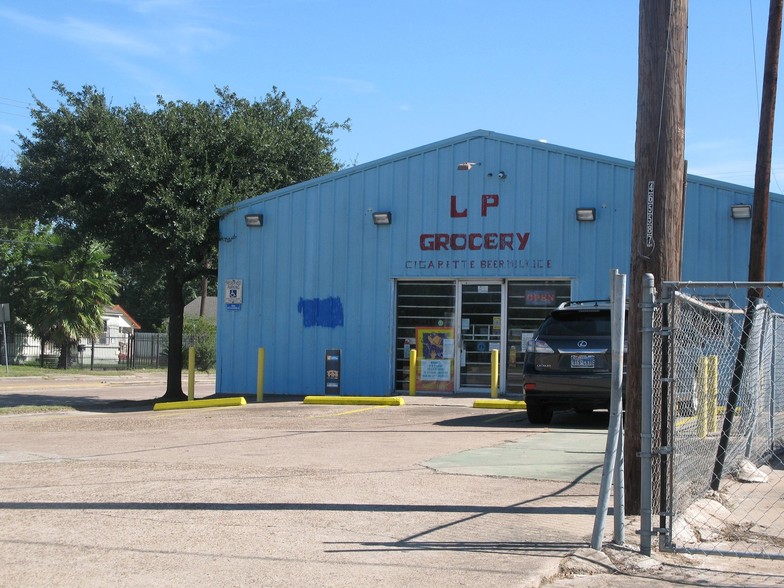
[526,402,553,425]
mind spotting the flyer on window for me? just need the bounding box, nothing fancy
[415,326,454,392]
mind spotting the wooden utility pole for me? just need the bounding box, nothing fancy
[749,0,782,284]
[625,0,688,514]
[711,0,781,492]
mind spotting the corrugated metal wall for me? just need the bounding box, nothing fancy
[217,130,778,396]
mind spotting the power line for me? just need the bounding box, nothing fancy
[0,96,32,107]
[0,109,28,118]
[748,0,782,193]
[750,0,761,109]
[0,97,33,122]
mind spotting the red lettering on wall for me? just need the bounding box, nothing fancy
[481,194,499,216]
[419,232,532,251]
[450,195,468,218]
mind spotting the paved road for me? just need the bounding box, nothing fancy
[0,373,782,587]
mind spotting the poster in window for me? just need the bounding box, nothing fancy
[416,327,454,392]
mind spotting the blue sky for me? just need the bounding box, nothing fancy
[1,1,781,190]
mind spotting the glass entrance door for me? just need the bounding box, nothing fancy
[457,282,504,391]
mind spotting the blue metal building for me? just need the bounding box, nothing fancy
[216,130,781,397]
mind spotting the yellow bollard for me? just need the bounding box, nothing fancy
[188,346,196,401]
[257,347,265,403]
[491,348,499,399]
[409,349,417,396]
[708,355,718,433]
[697,356,708,438]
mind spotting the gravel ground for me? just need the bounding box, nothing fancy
[1,374,782,587]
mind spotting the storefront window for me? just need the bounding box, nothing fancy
[394,279,571,394]
[394,282,455,392]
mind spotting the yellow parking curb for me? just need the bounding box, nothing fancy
[473,399,527,410]
[153,397,247,411]
[304,396,405,406]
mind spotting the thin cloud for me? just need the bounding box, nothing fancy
[320,76,377,94]
[0,8,158,56]
[124,0,196,14]
[94,0,202,15]
[1,6,227,59]
[171,24,227,55]
[65,16,160,56]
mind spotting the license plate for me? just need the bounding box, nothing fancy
[571,354,595,369]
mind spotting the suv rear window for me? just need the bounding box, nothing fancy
[537,310,611,337]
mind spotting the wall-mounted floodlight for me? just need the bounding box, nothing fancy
[730,204,752,220]
[372,211,392,225]
[575,208,596,222]
[245,214,264,227]
[457,162,481,171]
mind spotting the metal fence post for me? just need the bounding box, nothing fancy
[772,315,778,452]
[643,281,784,558]
[640,273,655,556]
[591,269,627,549]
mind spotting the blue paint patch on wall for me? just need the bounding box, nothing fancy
[297,297,344,328]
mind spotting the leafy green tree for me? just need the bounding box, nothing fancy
[25,237,119,368]
[182,315,217,372]
[15,83,349,399]
[0,174,59,333]
[0,220,42,329]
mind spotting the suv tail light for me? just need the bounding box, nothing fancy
[526,338,555,354]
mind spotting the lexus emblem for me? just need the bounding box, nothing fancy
[577,340,588,348]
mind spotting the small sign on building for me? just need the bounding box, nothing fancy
[224,279,243,311]
[325,349,341,395]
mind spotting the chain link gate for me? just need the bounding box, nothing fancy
[643,279,784,559]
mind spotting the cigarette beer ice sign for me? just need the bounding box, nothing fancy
[418,194,530,251]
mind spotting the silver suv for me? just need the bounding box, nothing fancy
[522,300,625,424]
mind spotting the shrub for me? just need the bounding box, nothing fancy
[181,316,217,372]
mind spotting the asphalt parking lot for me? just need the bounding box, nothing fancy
[1,373,782,587]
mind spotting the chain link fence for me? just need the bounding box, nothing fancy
[646,281,784,559]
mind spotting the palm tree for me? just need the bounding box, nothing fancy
[26,238,119,368]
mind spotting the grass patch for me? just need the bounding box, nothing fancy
[0,365,170,378]
[0,405,75,414]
